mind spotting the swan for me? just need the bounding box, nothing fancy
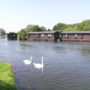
[23,57,32,65]
[33,57,44,69]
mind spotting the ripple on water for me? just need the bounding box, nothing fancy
[1,40,90,90]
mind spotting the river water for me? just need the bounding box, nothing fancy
[0,39,90,90]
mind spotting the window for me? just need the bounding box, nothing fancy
[75,34,77,37]
[41,34,44,37]
[75,34,77,39]
[48,34,52,37]
[65,34,67,37]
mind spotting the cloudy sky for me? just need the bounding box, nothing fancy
[0,0,90,32]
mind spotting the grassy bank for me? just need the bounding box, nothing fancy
[0,63,17,90]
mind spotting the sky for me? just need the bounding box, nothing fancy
[0,0,90,33]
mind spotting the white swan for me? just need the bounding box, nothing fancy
[33,57,44,69]
[23,57,32,65]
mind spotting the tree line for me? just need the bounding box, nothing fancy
[1,19,90,40]
[17,25,51,40]
[17,19,90,40]
[53,19,90,31]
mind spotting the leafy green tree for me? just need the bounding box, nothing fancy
[53,23,68,31]
[75,23,84,31]
[0,28,6,36]
[81,20,90,31]
[40,26,46,31]
[82,20,90,26]
[72,20,90,31]
[83,26,90,31]
[25,24,46,32]
[47,29,51,31]
[18,24,47,40]
[53,20,90,31]
[63,27,75,31]
[25,25,34,32]
[18,29,27,40]
[31,25,42,31]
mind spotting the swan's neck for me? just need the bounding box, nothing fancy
[42,57,43,65]
[30,57,32,62]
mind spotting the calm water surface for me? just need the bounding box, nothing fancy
[0,39,90,90]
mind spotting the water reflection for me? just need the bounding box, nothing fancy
[20,43,33,49]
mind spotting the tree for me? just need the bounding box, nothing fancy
[25,24,47,32]
[0,28,6,36]
[81,20,90,31]
[53,23,68,31]
[18,29,27,40]
[40,26,46,31]
[18,24,47,40]
[47,29,51,31]
[31,25,42,31]
[53,20,90,31]
[25,25,34,32]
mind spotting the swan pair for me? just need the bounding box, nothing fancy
[23,57,44,69]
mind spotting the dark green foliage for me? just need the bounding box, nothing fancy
[0,28,6,38]
[18,29,28,40]
[25,25,46,32]
[53,23,68,31]
[47,29,51,31]
[30,25,42,31]
[0,28,6,36]
[18,24,47,40]
[54,32,60,41]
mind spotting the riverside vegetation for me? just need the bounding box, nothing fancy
[1,19,90,40]
[17,19,90,40]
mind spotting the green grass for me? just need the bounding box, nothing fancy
[0,63,17,90]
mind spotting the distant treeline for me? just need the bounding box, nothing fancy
[17,25,50,40]
[1,19,90,40]
[53,19,90,31]
[17,19,90,40]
